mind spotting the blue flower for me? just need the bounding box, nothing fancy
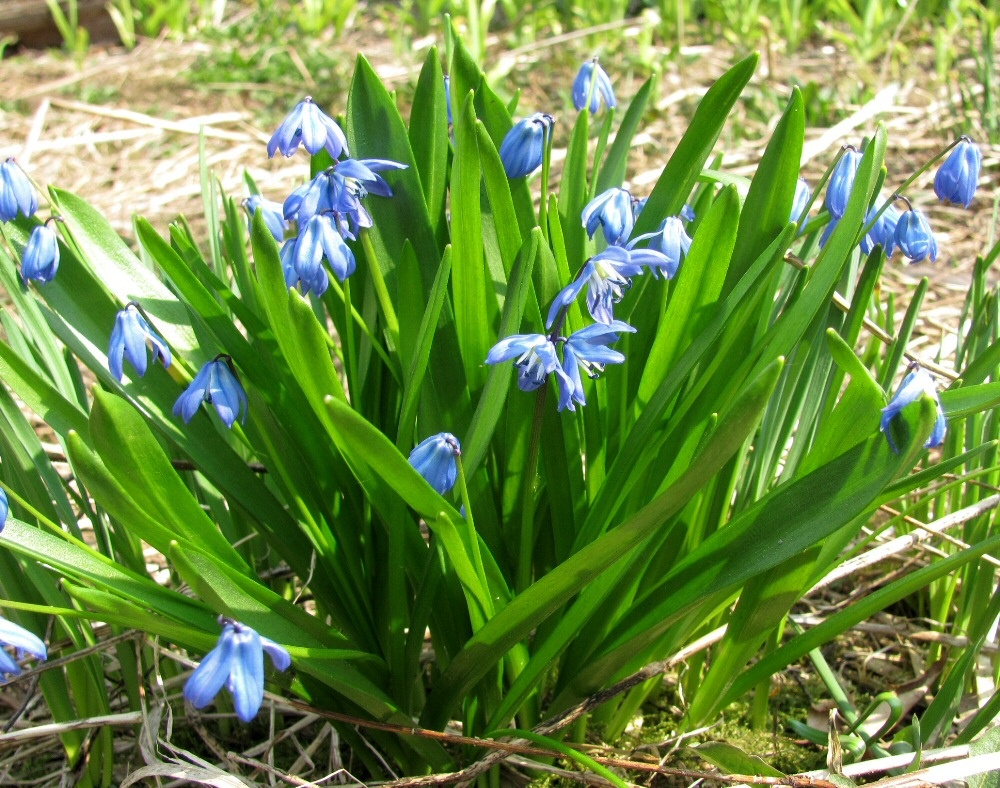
[631,215,692,278]
[173,356,248,428]
[860,203,900,256]
[243,195,289,242]
[934,137,981,208]
[0,159,37,222]
[267,96,349,160]
[894,207,937,263]
[280,213,356,292]
[499,113,554,179]
[561,321,636,408]
[0,614,46,681]
[791,177,811,228]
[485,333,577,410]
[408,433,461,495]
[0,489,7,533]
[21,221,60,284]
[572,58,616,114]
[546,246,644,328]
[184,617,290,723]
[108,303,172,382]
[582,187,635,246]
[880,366,947,454]
[825,147,862,220]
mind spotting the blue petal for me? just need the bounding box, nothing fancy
[227,626,265,723]
[184,625,237,709]
[0,615,46,661]
[22,224,60,284]
[261,636,292,672]
[0,488,7,533]
[825,148,861,220]
[173,361,215,423]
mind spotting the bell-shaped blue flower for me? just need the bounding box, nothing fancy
[21,221,60,285]
[0,159,38,222]
[582,187,634,246]
[409,433,461,495]
[267,96,349,160]
[0,614,46,681]
[0,488,7,533]
[173,356,248,428]
[108,303,172,382]
[546,246,644,328]
[860,203,900,256]
[485,333,577,410]
[184,617,290,723]
[243,195,289,242]
[825,147,862,220]
[572,58,616,114]
[791,177,811,228]
[281,213,356,290]
[561,320,636,408]
[880,366,947,453]
[499,113,554,179]
[934,137,981,208]
[894,207,937,263]
[631,215,693,278]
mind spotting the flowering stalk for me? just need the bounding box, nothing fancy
[359,230,401,355]
[455,453,492,617]
[538,122,554,244]
[518,386,548,592]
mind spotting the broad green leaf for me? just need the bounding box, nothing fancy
[633,54,757,232]
[420,358,784,729]
[410,47,449,241]
[690,742,787,778]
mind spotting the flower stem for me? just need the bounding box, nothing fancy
[456,454,493,617]
[359,230,401,355]
[539,123,553,244]
[518,386,547,592]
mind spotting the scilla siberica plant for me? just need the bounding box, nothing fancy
[0,28,997,784]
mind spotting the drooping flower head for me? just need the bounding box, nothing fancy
[560,321,636,409]
[572,58,616,114]
[894,205,938,263]
[183,617,291,723]
[546,246,644,328]
[173,355,248,428]
[631,214,693,279]
[582,187,635,246]
[825,146,862,220]
[267,96,349,160]
[409,433,461,495]
[485,333,577,410]
[0,614,46,682]
[499,113,554,179]
[934,136,981,209]
[860,203,900,257]
[21,220,60,285]
[243,195,290,243]
[0,158,38,223]
[280,213,356,295]
[108,302,172,382]
[880,364,947,454]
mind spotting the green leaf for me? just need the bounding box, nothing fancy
[722,87,804,293]
[421,358,784,729]
[633,54,757,233]
[689,742,787,778]
[410,47,449,241]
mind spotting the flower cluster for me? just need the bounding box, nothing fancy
[810,136,981,265]
[257,97,408,296]
[489,60,696,411]
[184,617,290,723]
